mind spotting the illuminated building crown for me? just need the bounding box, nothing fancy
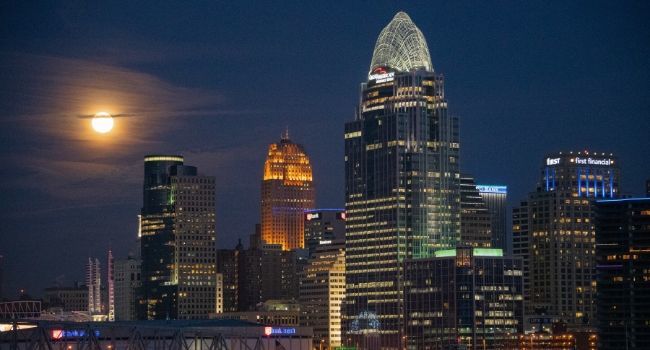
[263,137,313,185]
[369,11,433,77]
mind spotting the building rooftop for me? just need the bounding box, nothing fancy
[369,11,433,77]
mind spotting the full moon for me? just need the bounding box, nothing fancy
[91,112,114,133]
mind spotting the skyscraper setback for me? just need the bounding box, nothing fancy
[138,155,217,320]
[261,133,315,250]
[344,12,460,348]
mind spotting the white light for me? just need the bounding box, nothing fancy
[92,112,114,133]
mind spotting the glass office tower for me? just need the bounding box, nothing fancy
[344,12,460,349]
[139,155,184,319]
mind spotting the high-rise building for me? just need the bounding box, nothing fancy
[261,132,315,250]
[300,241,346,349]
[0,254,4,301]
[513,151,620,330]
[43,282,88,312]
[460,175,492,248]
[114,256,141,321]
[139,155,184,320]
[237,240,299,311]
[138,155,217,320]
[344,12,460,347]
[512,201,531,313]
[216,241,243,313]
[646,179,650,196]
[595,197,650,350]
[107,249,114,321]
[477,184,508,252]
[171,165,217,319]
[86,257,101,315]
[404,247,523,349]
[304,209,345,256]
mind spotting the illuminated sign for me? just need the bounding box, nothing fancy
[306,212,320,221]
[264,327,296,336]
[319,240,332,245]
[476,185,507,194]
[338,212,346,220]
[546,157,561,166]
[573,157,612,166]
[368,72,394,83]
[51,330,100,340]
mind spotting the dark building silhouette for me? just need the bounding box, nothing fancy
[303,209,345,256]
[595,197,650,350]
[460,175,492,248]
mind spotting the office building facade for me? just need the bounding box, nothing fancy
[138,155,217,320]
[114,257,141,321]
[139,155,184,319]
[43,283,88,312]
[304,209,345,256]
[344,12,460,348]
[477,185,508,252]
[460,175,492,248]
[261,133,315,250]
[216,243,242,313]
[404,247,523,349]
[300,242,345,349]
[513,151,620,330]
[171,165,217,319]
[237,242,299,311]
[595,197,650,350]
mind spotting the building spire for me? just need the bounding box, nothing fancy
[282,126,290,141]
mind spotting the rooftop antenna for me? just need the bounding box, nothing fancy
[282,126,290,140]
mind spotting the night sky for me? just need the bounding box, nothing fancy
[1,1,649,298]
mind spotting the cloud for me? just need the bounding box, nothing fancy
[0,52,239,209]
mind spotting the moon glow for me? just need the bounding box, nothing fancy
[91,112,114,133]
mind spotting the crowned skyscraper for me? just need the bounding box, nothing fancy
[261,132,315,250]
[344,12,460,348]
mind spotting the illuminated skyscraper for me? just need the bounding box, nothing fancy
[344,12,460,348]
[476,184,508,252]
[171,165,217,319]
[300,241,346,349]
[261,132,315,250]
[139,155,183,320]
[138,155,217,320]
[513,151,620,331]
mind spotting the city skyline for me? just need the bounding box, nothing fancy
[1,1,649,299]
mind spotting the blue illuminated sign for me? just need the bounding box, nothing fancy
[476,185,507,194]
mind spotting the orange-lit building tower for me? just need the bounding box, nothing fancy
[261,132,315,250]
